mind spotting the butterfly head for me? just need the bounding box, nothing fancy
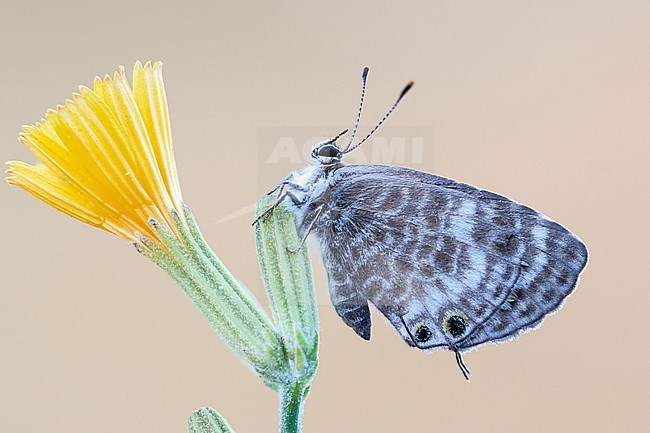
[311,129,346,165]
[310,68,414,167]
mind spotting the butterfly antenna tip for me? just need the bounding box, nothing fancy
[344,77,414,154]
[342,67,370,152]
[397,80,414,104]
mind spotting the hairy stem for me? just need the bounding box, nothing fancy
[279,379,310,433]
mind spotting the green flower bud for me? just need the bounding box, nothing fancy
[188,407,235,433]
[254,197,319,379]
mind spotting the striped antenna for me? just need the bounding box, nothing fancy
[342,66,370,153]
[343,79,414,154]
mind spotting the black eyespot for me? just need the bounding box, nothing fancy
[317,145,339,158]
[413,324,433,343]
[445,315,467,338]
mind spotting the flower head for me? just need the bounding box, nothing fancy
[6,61,318,400]
[6,61,182,242]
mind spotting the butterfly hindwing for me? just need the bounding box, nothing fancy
[302,165,588,352]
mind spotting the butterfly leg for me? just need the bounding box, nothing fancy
[265,173,292,196]
[287,205,324,254]
[252,189,304,226]
[266,179,309,196]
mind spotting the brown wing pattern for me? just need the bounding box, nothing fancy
[305,165,588,352]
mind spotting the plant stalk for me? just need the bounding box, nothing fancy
[279,379,310,433]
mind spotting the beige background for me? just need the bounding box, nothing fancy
[1,1,649,432]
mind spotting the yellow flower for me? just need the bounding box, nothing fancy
[6,62,319,405]
[6,61,183,243]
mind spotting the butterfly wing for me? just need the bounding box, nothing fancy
[305,165,588,352]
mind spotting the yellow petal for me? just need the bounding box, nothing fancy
[133,61,183,207]
[6,61,184,245]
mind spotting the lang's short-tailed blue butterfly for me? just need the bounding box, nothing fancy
[255,67,588,380]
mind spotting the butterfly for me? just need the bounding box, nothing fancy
[254,67,588,380]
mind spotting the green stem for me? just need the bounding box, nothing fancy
[279,380,309,433]
[136,212,290,389]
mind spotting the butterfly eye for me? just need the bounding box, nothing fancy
[413,323,433,343]
[317,145,340,158]
[444,314,467,338]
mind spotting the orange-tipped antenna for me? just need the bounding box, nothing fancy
[342,66,370,153]
[343,79,414,154]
